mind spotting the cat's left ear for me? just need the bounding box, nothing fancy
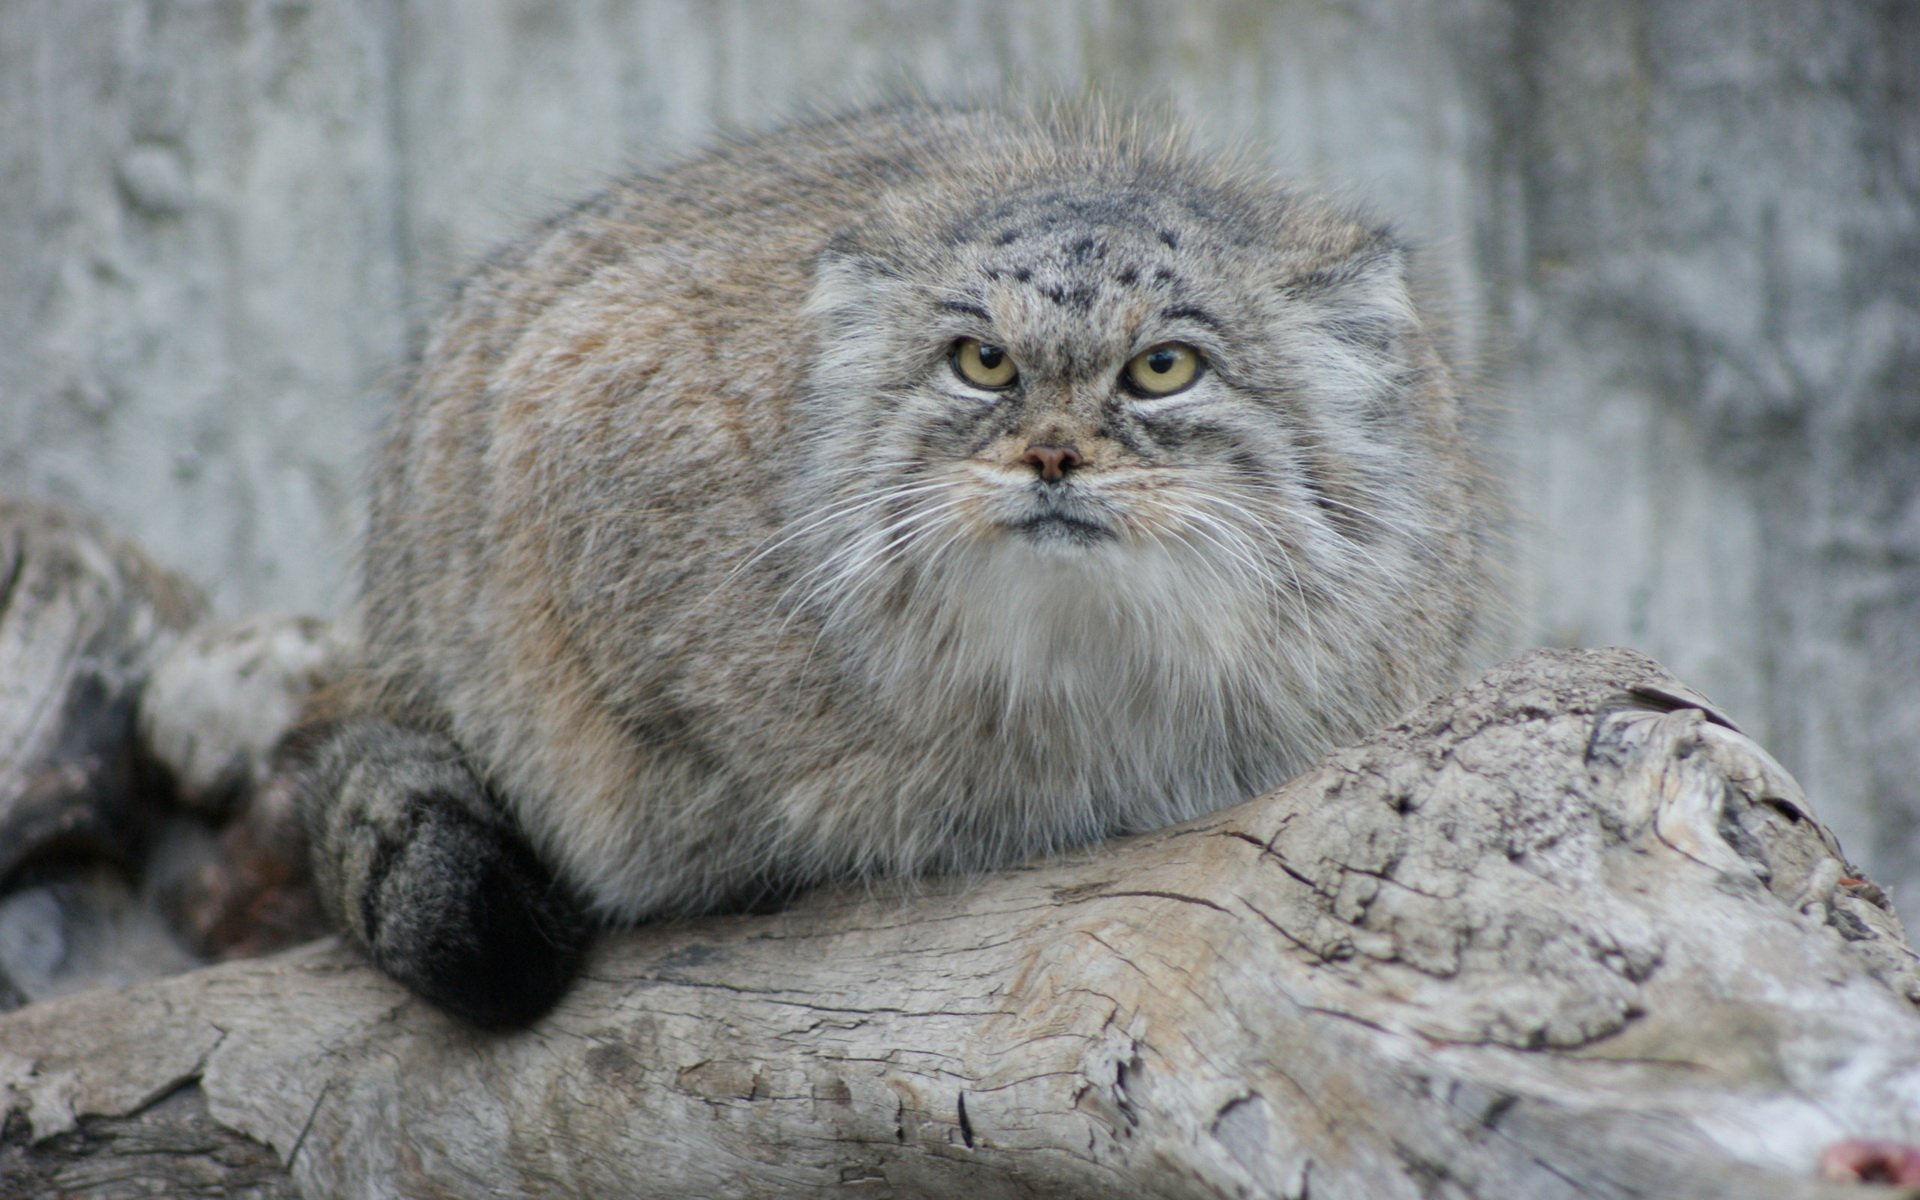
[1274,235,1422,417]
[1294,237,1415,348]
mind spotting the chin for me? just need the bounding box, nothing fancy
[1012,513,1117,550]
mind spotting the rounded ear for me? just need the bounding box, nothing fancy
[1274,238,1422,416]
[1293,240,1416,352]
[800,246,930,407]
[802,243,891,325]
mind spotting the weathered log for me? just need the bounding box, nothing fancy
[0,500,211,1009]
[0,499,205,885]
[135,613,346,960]
[3,643,1917,1199]
[0,502,342,1019]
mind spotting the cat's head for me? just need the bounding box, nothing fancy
[786,121,1474,681]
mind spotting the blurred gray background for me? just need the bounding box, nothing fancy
[4,2,1916,907]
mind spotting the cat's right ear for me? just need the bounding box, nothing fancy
[802,244,926,395]
[803,244,873,322]
[804,239,906,319]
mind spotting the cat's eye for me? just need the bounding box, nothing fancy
[1122,343,1204,397]
[950,338,1019,390]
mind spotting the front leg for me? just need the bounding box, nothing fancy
[294,719,587,1026]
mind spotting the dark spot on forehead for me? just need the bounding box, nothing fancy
[1068,236,1103,263]
[1158,229,1180,248]
[1115,266,1138,286]
[1035,281,1100,312]
[995,228,1022,245]
[1014,267,1032,283]
[1154,267,1177,284]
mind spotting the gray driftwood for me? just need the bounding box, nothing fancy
[0,500,212,1009]
[0,502,344,1009]
[0,499,205,886]
[0,501,1916,1196]
[4,609,1920,1196]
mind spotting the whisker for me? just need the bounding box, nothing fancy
[698,479,959,610]
[1191,480,1431,624]
[777,494,975,627]
[1207,477,1435,544]
[1158,494,1330,688]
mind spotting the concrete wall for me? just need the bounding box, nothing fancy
[5,1,1916,904]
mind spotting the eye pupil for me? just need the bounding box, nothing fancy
[951,338,1018,390]
[1123,342,1202,397]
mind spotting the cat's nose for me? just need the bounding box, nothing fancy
[1020,443,1083,482]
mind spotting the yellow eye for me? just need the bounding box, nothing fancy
[1123,343,1203,397]
[950,338,1018,390]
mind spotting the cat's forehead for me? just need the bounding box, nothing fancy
[947,184,1217,268]
[962,184,1181,240]
[922,186,1240,365]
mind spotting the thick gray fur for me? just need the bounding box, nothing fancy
[296,719,583,1024]
[297,100,1501,1023]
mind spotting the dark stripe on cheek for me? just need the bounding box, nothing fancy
[926,393,1023,459]
[1136,408,1239,459]
[1228,447,1271,482]
[1288,440,1372,542]
[1099,411,1150,457]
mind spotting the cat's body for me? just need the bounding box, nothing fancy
[298,102,1499,1024]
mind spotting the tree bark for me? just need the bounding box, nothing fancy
[4,610,1918,1196]
[0,499,206,888]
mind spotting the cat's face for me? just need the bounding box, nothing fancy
[792,177,1434,652]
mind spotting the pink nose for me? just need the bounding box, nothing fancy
[1020,444,1083,482]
